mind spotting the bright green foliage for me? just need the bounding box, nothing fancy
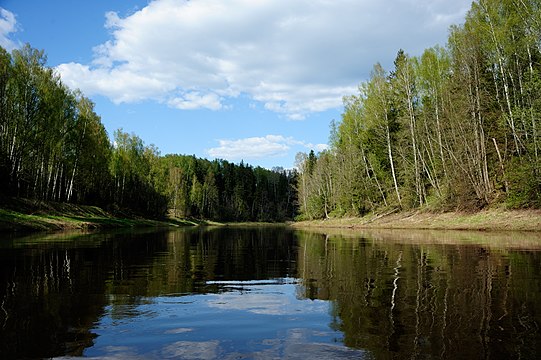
[0,44,168,217]
[0,45,117,206]
[297,0,541,219]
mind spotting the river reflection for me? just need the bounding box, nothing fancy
[0,227,540,359]
[297,229,541,359]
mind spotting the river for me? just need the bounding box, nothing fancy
[1,226,540,359]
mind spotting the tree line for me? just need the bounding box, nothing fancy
[157,155,297,221]
[0,44,297,221]
[296,0,541,219]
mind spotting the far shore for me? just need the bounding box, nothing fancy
[2,196,541,234]
[292,208,541,232]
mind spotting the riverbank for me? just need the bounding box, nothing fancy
[0,197,291,233]
[292,208,541,232]
[0,197,200,232]
[4,196,541,233]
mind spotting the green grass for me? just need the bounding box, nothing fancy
[0,197,291,233]
[0,208,179,232]
[0,197,188,233]
[0,209,55,231]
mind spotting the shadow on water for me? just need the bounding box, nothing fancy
[0,226,540,359]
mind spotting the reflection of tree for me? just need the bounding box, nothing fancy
[1,239,109,357]
[103,226,299,300]
[0,229,176,358]
[6,227,538,359]
[0,227,300,358]
[296,230,541,359]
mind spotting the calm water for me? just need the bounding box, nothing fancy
[1,227,541,359]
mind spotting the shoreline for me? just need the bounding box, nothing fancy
[0,197,201,233]
[291,209,541,232]
[2,197,541,234]
[0,208,185,233]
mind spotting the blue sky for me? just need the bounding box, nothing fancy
[0,0,470,169]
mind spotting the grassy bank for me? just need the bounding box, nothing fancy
[0,197,199,232]
[292,208,541,232]
[4,197,540,233]
[0,197,290,233]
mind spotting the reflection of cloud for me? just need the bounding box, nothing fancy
[162,340,220,359]
[282,342,369,359]
[252,328,369,359]
[224,328,369,359]
[203,281,369,358]
[207,282,328,315]
[209,292,294,315]
[164,327,193,334]
[54,345,147,360]
[207,279,297,286]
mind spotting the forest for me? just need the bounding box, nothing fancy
[2,0,541,223]
[0,45,296,221]
[296,0,541,219]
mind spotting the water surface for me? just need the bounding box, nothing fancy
[1,227,540,359]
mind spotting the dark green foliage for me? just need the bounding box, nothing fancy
[159,155,297,222]
[0,44,297,221]
[506,157,541,208]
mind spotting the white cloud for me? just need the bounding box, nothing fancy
[0,8,18,51]
[56,0,470,118]
[57,62,170,103]
[168,92,223,111]
[312,143,330,152]
[207,135,328,161]
[207,135,290,160]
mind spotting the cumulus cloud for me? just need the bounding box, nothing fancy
[168,92,223,110]
[0,8,18,51]
[56,0,470,118]
[207,135,328,161]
